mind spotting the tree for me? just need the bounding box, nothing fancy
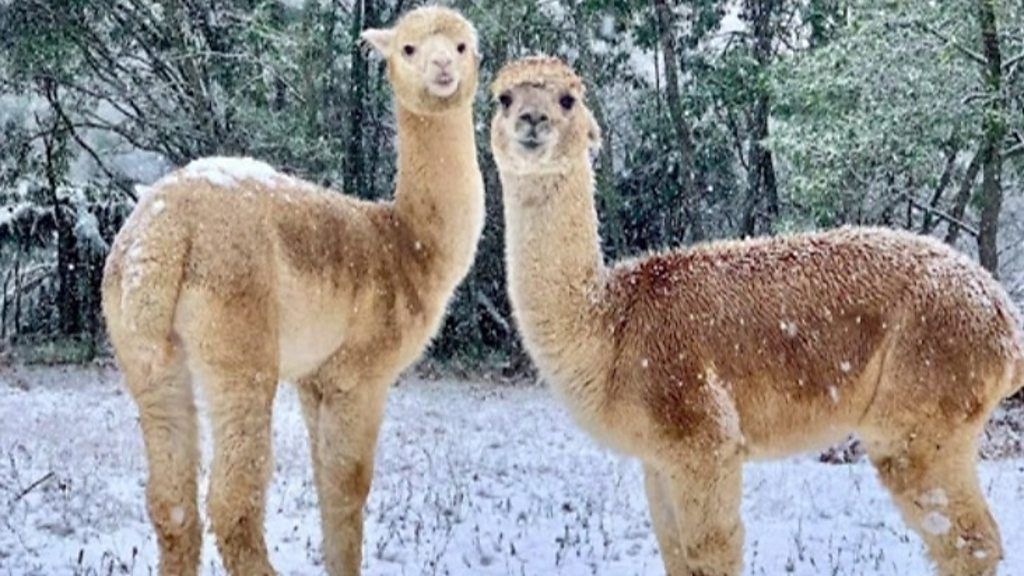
[976,0,1006,275]
[653,0,706,241]
[772,3,975,228]
[740,0,780,236]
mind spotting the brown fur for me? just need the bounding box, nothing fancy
[491,56,1024,576]
[101,7,484,575]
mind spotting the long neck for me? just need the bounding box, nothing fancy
[393,104,484,290]
[503,160,610,385]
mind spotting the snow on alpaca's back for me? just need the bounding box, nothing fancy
[119,156,325,324]
[153,156,316,191]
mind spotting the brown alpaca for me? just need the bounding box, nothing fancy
[101,8,484,575]
[490,56,1024,576]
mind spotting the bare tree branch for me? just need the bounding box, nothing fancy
[1003,50,1024,76]
[945,144,984,245]
[921,144,960,233]
[905,194,979,237]
[43,80,137,202]
[916,21,988,66]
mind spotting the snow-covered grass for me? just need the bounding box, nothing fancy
[1,366,1022,576]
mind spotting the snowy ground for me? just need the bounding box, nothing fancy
[1,366,1023,576]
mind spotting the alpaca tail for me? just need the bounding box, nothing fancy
[102,195,189,356]
[1009,356,1024,400]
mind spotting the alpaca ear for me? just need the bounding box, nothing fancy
[585,108,603,155]
[361,28,395,57]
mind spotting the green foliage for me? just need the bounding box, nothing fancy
[772,1,979,227]
[0,0,1021,367]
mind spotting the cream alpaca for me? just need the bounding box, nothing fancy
[490,56,1024,576]
[101,8,484,575]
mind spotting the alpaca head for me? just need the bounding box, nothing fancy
[490,56,601,176]
[362,7,480,115]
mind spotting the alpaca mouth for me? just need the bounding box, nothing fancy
[430,74,458,96]
[519,137,544,151]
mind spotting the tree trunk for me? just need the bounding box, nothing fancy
[976,0,1005,276]
[741,0,779,237]
[921,144,959,233]
[1,268,10,341]
[344,0,375,197]
[945,145,983,245]
[654,0,704,242]
[13,258,22,339]
[164,0,220,156]
[41,80,81,337]
[570,2,624,253]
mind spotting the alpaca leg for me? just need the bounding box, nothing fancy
[315,380,390,576]
[202,367,278,576]
[296,382,325,494]
[643,464,689,576]
[868,434,1002,576]
[124,347,201,576]
[663,452,744,576]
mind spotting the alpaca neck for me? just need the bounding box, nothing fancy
[393,104,484,289]
[502,159,609,380]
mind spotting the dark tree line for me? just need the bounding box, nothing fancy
[0,0,1021,369]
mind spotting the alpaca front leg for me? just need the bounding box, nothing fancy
[663,452,745,576]
[315,380,390,576]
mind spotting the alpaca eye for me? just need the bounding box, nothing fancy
[559,94,576,110]
[403,45,416,56]
[457,43,467,54]
[499,92,513,109]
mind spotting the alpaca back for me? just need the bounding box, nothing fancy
[600,227,1022,455]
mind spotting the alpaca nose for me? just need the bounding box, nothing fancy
[518,111,549,127]
[433,56,453,71]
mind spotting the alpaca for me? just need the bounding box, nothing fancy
[490,56,1024,576]
[101,7,484,575]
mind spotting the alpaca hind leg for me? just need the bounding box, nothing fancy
[643,464,689,575]
[124,347,201,576]
[315,379,390,576]
[868,434,1002,576]
[296,382,325,493]
[202,367,278,576]
[663,451,744,576]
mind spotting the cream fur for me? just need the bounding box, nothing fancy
[491,56,1024,576]
[101,7,484,576]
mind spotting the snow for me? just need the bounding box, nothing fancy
[0,203,23,228]
[779,320,799,337]
[72,205,109,255]
[0,202,35,229]
[170,506,185,527]
[155,157,314,191]
[828,385,840,403]
[921,512,952,536]
[178,157,286,187]
[2,366,1023,576]
[120,239,151,327]
[918,488,948,508]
